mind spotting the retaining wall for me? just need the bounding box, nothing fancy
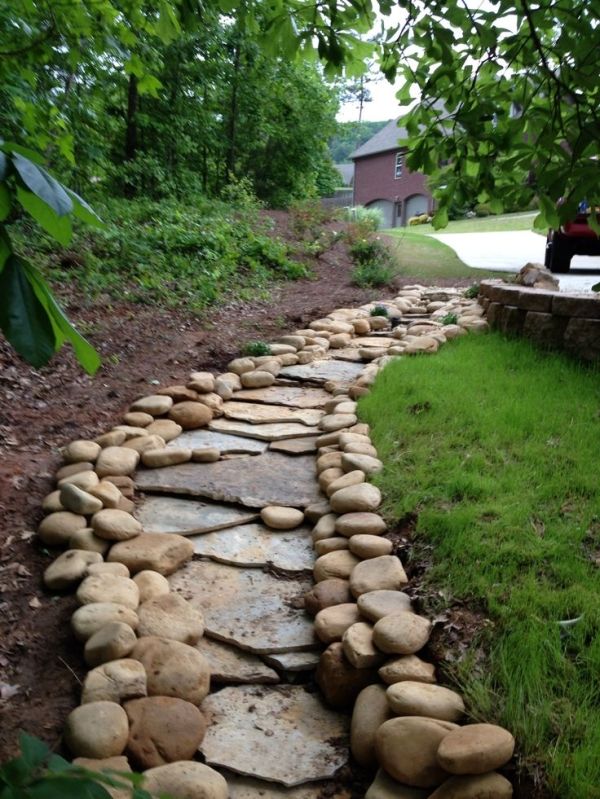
[479,280,600,361]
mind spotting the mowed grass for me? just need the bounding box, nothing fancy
[383,229,504,280]
[385,210,540,236]
[359,333,600,798]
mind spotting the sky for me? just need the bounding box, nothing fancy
[336,76,402,123]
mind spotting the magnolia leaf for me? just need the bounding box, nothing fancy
[16,187,72,245]
[66,189,104,228]
[12,153,73,216]
[0,151,7,180]
[0,183,10,220]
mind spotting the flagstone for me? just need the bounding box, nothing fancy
[352,337,396,348]
[209,419,320,441]
[134,496,258,536]
[166,429,268,454]
[269,437,319,455]
[221,770,342,799]
[222,402,323,427]
[170,561,317,654]
[136,451,321,509]
[278,360,365,385]
[194,637,279,685]
[330,348,363,362]
[231,386,331,408]
[262,651,321,672]
[199,685,348,786]
[189,522,313,571]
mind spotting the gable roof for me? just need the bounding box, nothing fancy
[350,118,406,160]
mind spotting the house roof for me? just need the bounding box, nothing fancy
[350,118,406,160]
[334,163,354,185]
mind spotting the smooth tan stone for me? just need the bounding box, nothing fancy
[373,612,432,655]
[341,453,383,475]
[428,772,513,799]
[103,475,135,498]
[314,603,361,644]
[326,470,365,497]
[375,717,457,788]
[84,621,138,667]
[436,724,515,775]
[132,636,210,705]
[125,696,206,769]
[58,470,100,492]
[96,447,139,478]
[137,593,204,644]
[123,411,154,427]
[64,702,128,758]
[195,393,224,414]
[330,484,381,513]
[96,431,128,448]
[38,511,87,546]
[92,509,142,542]
[316,451,343,473]
[260,506,305,530]
[77,574,140,609]
[351,685,392,767]
[314,550,360,582]
[44,549,103,590]
[64,440,101,463]
[145,419,183,442]
[88,562,130,578]
[318,467,344,492]
[342,621,384,669]
[240,370,276,388]
[316,642,379,709]
[379,654,436,685]
[133,570,170,602]
[191,447,221,462]
[315,431,341,447]
[357,589,413,621]
[350,555,408,597]
[117,496,135,514]
[304,579,352,616]
[141,448,191,467]
[338,432,370,448]
[229,357,256,375]
[305,500,332,522]
[344,441,379,457]
[130,395,173,416]
[42,490,64,513]
[387,681,465,722]
[187,371,216,393]
[82,659,147,704]
[89,481,122,509]
[71,603,139,642]
[143,762,228,799]
[168,401,212,430]
[319,413,358,432]
[311,514,338,543]
[314,537,349,556]
[108,533,194,575]
[113,425,151,439]
[366,769,430,799]
[335,512,387,537]
[122,434,165,454]
[58,483,103,515]
[349,534,393,558]
[56,461,94,481]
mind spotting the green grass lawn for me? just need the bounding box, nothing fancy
[360,334,600,798]
[384,210,540,236]
[383,229,504,281]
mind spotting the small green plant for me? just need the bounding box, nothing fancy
[342,205,383,231]
[0,732,151,798]
[242,340,272,357]
[441,312,459,325]
[351,262,395,288]
[370,305,389,317]
[464,283,480,299]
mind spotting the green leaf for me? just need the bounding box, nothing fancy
[16,187,72,245]
[24,264,101,375]
[432,206,449,230]
[0,227,11,271]
[137,75,163,96]
[0,255,57,368]
[66,189,104,228]
[157,0,181,43]
[0,183,10,221]
[19,733,50,771]
[12,153,73,216]
[0,151,7,181]
[30,776,112,799]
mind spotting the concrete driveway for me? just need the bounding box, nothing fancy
[431,230,600,292]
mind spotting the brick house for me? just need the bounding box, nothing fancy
[351,118,434,227]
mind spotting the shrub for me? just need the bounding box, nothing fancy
[342,205,383,232]
[441,312,459,325]
[370,305,389,317]
[464,283,481,298]
[351,261,395,287]
[474,202,492,217]
[242,341,272,357]
[289,199,334,238]
[348,236,391,266]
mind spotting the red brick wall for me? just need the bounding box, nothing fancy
[353,149,433,222]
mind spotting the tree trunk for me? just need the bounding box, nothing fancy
[225,36,241,183]
[124,74,138,197]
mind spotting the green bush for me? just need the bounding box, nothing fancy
[464,283,480,299]
[441,312,459,325]
[370,305,389,317]
[241,341,272,357]
[474,202,492,217]
[348,236,390,265]
[351,261,395,287]
[342,206,383,232]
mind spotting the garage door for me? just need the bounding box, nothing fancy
[404,194,430,224]
[365,199,394,229]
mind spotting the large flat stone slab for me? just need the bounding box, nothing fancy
[269,437,318,455]
[220,770,342,799]
[166,429,267,454]
[195,637,279,685]
[353,336,396,348]
[222,402,323,427]
[135,496,258,535]
[330,348,363,362]
[136,451,321,509]
[231,387,331,408]
[209,419,319,441]
[170,561,317,654]
[278,360,365,385]
[262,651,321,672]
[200,686,349,786]
[189,522,313,571]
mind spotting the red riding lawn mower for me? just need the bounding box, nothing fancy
[544,203,600,273]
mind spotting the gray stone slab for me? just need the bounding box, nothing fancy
[200,686,348,786]
[209,419,320,442]
[195,637,279,685]
[262,651,321,672]
[353,336,396,348]
[166,429,268,454]
[269,437,318,455]
[222,402,323,427]
[189,522,313,571]
[278,360,365,385]
[136,451,321,509]
[219,770,337,799]
[170,561,317,654]
[231,386,331,408]
[330,348,363,362]
[135,496,258,535]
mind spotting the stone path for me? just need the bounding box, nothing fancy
[38,286,516,799]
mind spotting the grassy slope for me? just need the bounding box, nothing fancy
[360,333,600,798]
[385,211,541,236]
[384,229,504,280]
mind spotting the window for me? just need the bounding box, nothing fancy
[395,151,403,179]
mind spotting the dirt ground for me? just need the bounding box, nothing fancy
[0,214,475,764]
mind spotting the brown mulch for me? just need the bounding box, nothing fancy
[0,212,474,763]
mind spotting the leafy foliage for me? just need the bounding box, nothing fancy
[329,121,389,163]
[241,341,272,357]
[370,305,389,317]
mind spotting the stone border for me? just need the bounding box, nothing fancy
[479,279,600,360]
[35,285,517,798]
